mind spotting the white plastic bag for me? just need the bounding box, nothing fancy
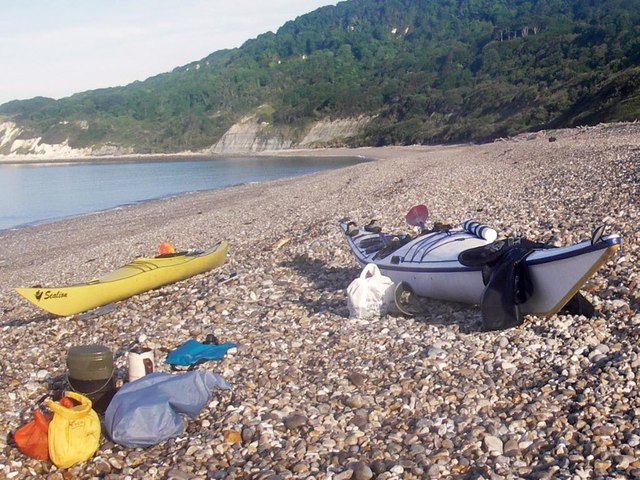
[347,263,395,319]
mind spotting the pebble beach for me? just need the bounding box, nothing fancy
[0,123,639,479]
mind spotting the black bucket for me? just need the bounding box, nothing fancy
[66,344,116,415]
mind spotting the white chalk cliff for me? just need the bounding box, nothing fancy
[209,115,293,154]
[210,114,371,153]
[0,113,371,159]
[0,121,97,159]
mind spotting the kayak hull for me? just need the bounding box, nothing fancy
[15,241,228,316]
[340,223,620,317]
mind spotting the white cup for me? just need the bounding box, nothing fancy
[128,347,154,382]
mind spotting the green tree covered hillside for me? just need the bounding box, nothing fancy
[1,0,639,152]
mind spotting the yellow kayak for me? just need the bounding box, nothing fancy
[15,241,228,316]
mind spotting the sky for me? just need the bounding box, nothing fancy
[0,0,339,105]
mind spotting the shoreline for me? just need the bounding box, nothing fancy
[0,150,209,165]
[0,153,375,234]
[0,142,448,165]
[1,123,639,478]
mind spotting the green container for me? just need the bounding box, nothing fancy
[66,344,116,415]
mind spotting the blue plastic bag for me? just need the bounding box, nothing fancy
[104,371,230,447]
[165,340,236,367]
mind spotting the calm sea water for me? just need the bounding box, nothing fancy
[0,155,367,232]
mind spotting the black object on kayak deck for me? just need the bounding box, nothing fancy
[479,246,534,331]
[459,237,595,330]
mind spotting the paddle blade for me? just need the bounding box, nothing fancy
[406,204,429,227]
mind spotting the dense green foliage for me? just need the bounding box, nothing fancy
[1,0,639,152]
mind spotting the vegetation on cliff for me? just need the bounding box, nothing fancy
[1,0,639,153]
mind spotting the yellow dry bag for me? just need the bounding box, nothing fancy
[47,391,101,469]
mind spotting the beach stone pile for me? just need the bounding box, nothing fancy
[0,122,638,479]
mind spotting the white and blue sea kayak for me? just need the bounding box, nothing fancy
[340,221,621,317]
